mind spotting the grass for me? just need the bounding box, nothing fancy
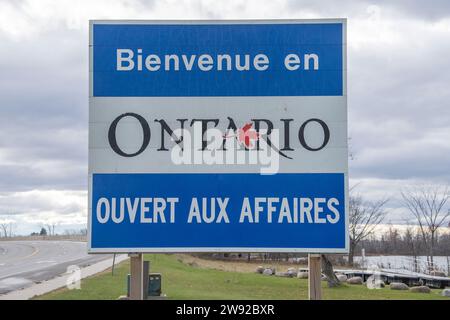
[36,254,449,300]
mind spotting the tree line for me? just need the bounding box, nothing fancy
[356,225,450,256]
[347,184,450,270]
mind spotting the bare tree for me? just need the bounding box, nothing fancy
[321,255,341,287]
[45,224,52,236]
[321,138,357,277]
[44,222,58,236]
[401,185,450,270]
[348,195,388,265]
[403,224,419,272]
[7,222,15,237]
[0,223,8,238]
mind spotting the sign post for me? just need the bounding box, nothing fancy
[129,253,143,300]
[308,254,322,300]
[88,19,348,300]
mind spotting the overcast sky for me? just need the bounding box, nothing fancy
[0,0,449,235]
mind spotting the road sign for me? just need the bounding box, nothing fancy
[88,20,348,253]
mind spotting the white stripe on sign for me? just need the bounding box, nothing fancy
[89,96,347,174]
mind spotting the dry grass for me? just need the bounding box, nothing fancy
[175,254,308,273]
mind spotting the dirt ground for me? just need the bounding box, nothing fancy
[174,254,309,273]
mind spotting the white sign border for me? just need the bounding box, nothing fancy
[88,19,348,254]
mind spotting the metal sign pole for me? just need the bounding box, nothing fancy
[129,253,143,300]
[111,253,116,276]
[308,254,322,300]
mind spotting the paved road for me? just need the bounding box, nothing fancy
[0,241,112,294]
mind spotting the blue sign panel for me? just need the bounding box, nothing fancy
[92,173,345,250]
[92,23,343,97]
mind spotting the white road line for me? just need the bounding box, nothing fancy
[35,260,56,264]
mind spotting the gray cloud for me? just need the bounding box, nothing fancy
[379,0,450,20]
[0,26,87,192]
[347,17,450,183]
[287,0,450,20]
